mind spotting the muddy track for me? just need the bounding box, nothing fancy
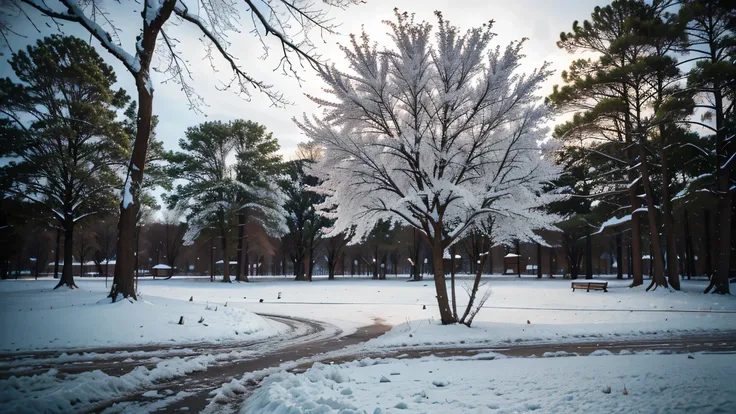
[0,314,330,380]
[86,322,390,413]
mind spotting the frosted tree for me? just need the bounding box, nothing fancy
[297,10,562,324]
[2,0,358,300]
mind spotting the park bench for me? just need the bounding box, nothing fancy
[571,281,608,292]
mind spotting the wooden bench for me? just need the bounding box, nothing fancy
[571,281,608,292]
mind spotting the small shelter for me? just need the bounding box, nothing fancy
[504,253,521,275]
[151,264,172,278]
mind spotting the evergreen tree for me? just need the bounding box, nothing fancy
[280,149,326,282]
[679,0,735,293]
[551,0,695,290]
[166,120,285,283]
[0,35,128,289]
[232,120,285,282]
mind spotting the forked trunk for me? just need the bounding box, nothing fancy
[460,236,489,325]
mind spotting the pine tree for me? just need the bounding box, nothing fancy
[0,35,128,289]
[679,0,735,293]
[232,120,284,282]
[551,0,696,290]
[166,121,285,283]
[280,148,326,282]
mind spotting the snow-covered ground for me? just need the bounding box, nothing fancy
[245,352,736,413]
[1,276,735,413]
[2,275,734,352]
[0,279,286,352]
[135,275,736,349]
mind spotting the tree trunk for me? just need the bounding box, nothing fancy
[79,236,85,279]
[236,213,245,281]
[585,228,593,279]
[294,257,305,280]
[220,225,231,283]
[488,246,493,275]
[55,220,77,289]
[703,208,713,277]
[684,209,694,279]
[659,140,680,290]
[637,134,667,290]
[548,246,554,278]
[430,224,456,324]
[412,228,421,281]
[628,240,633,279]
[450,245,458,320]
[615,232,623,279]
[241,241,250,282]
[536,243,542,278]
[373,245,379,280]
[704,82,731,294]
[515,240,521,278]
[328,258,335,280]
[307,245,315,281]
[707,191,732,294]
[54,228,61,279]
[110,78,155,301]
[569,255,580,280]
[460,236,489,325]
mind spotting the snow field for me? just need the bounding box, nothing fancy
[2,276,734,352]
[0,280,286,352]
[136,276,736,348]
[244,353,736,413]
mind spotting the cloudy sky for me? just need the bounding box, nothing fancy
[1,0,604,207]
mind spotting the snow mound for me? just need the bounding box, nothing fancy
[543,351,578,358]
[244,354,736,413]
[243,368,360,414]
[0,356,214,413]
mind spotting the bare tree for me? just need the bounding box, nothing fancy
[3,0,358,300]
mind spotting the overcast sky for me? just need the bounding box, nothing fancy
[1,0,605,208]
